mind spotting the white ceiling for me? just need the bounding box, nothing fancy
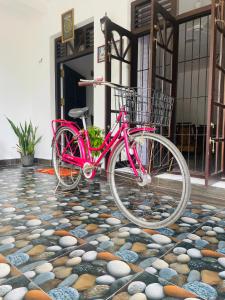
[0,0,49,14]
[65,54,94,79]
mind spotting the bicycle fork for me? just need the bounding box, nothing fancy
[124,131,152,186]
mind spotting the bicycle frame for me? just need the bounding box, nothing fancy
[52,108,155,179]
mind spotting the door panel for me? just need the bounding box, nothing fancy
[206,0,225,182]
[101,16,138,132]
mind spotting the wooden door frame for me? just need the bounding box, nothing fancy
[101,15,138,133]
[205,0,225,184]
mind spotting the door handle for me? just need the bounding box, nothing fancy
[210,137,215,153]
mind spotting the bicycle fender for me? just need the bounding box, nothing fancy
[129,127,156,134]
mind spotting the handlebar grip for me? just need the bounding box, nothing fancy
[78,81,94,87]
[95,76,103,82]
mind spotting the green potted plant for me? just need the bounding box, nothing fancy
[87,126,104,157]
[7,118,42,167]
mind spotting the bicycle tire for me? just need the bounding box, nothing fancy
[108,132,191,229]
[52,126,82,190]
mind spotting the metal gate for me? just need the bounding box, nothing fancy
[175,9,211,176]
[150,1,178,139]
[206,0,225,183]
[131,0,178,139]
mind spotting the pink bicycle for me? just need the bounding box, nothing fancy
[52,78,190,228]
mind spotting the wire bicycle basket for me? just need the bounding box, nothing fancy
[113,87,174,127]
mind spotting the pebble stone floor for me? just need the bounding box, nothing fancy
[0,166,224,300]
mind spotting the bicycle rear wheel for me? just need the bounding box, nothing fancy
[108,132,191,229]
[52,126,82,190]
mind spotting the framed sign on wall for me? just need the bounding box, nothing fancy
[61,8,74,43]
[97,40,122,63]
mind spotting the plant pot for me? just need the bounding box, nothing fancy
[21,155,34,167]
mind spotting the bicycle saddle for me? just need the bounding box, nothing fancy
[68,107,89,119]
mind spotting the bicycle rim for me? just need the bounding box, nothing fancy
[52,127,82,190]
[108,132,191,229]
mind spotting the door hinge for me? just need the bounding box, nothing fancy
[60,98,65,106]
[60,69,64,78]
[210,137,215,153]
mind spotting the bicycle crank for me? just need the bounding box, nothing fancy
[83,162,96,179]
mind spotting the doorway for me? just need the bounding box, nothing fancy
[55,22,94,125]
[62,54,94,127]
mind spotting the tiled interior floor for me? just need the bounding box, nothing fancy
[0,166,224,300]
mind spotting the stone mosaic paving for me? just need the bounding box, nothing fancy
[0,166,224,299]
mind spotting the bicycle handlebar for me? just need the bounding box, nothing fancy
[78,77,128,89]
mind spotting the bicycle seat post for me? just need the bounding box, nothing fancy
[81,115,87,131]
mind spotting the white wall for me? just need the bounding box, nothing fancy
[0,3,34,159]
[0,0,132,160]
[30,0,132,160]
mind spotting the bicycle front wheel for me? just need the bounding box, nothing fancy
[108,132,191,229]
[52,126,82,190]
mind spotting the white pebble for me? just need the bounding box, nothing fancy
[213,227,224,233]
[0,285,12,297]
[66,257,82,266]
[181,217,198,224]
[2,208,15,213]
[35,263,53,273]
[145,267,157,275]
[130,293,147,300]
[0,264,10,278]
[107,260,131,277]
[119,227,130,232]
[59,218,70,224]
[27,234,40,240]
[97,235,110,242]
[118,231,130,238]
[23,271,36,279]
[173,247,187,255]
[69,249,85,258]
[151,234,171,245]
[129,228,142,235]
[177,254,190,263]
[72,206,85,211]
[187,248,202,259]
[187,234,201,241]
[147,244,162,249]
[202,204,217,210]
[41,230,55,237]
[96,275,115,284]
[89,213,99,218]
[82,251,97,262]
[89,241,98,246]
[206,230,216,236]
[0,237,15,245]
[202,226,212,231]
[152,258,169,270]
[26,219,42,226]
[4,287,27,300]
[145,283,165,300]
[106,218,121,225]
[218,257,225,268]
[47,246,62,252]
[59,236,77,247]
